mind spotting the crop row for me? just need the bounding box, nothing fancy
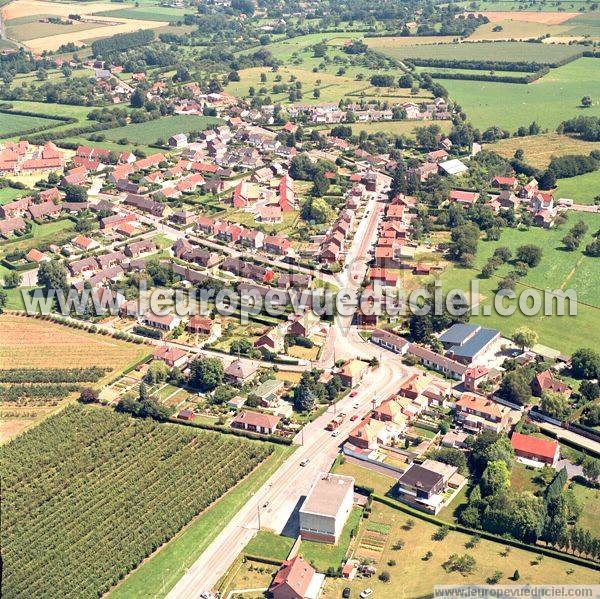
[2,406,273,598]
[0,367,110,384]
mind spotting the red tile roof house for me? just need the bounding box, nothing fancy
[26,248,50,263]
[449,190,480,207]
[231,410,281,435]
[187,315,214,335]
[511,432,560,467]
[269,555,323,599]
[153,346,188,368]
[264,235,291,255]
[463,365,489,392]
[144,313,179,331]
[533,370,572,398]
[0,217,27,237]
[492,176,518,190]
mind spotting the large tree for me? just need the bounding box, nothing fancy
[188,357,224,392]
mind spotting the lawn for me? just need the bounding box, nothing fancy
[0,112,63,138]
[109,443,295,599]
[322,499,598,598]
[323,119,452,138]
[333,459,397,496]
[490,133,600,169]
[554,170,600,205]
[299,507,363,572]
[465,211,600,307]
[244,530,296,561]
[510,462,546,494]
[438,58,600,131]
[103,114,223,145]
[0,187,30,205]
[217,558,279,596]
[569,481,600,537]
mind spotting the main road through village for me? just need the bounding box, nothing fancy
[166,190,419,596]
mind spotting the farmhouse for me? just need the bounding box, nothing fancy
[299,472,354,544]
[533,370,572,398]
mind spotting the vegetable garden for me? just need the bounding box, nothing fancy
[2,405,274,598]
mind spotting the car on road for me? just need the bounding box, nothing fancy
[300,458,310,466]
[350,391,358,397]
[354,403,360,409]
[332,430,340,437]
[360,590,373,599]
[343,588,351,598]
[262,501,269,508]
[350,414,359,421]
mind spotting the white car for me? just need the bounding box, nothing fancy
[360,590,373,599]
[354,403,360,409]
[332,430,340,437]
[300,458,310,467]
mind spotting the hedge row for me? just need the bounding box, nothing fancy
[429,70,547,84]
[169,417,294,446]
[243,554,284,566]
[373,494,600,570]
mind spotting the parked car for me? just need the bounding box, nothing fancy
[350,414,359,421]
[360,590,373,599]
[342,588,351,599]
[350,390,358,397]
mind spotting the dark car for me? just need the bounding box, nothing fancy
[343,588,351,599]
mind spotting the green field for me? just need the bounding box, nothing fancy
[103,114,223,145]
[323,119,452,137]
[0,112,63,138]
[367,40,585,65]
[455,0,594,12]
[0,219,75,260]
[244,530,296,561]
[554,171,600,205]
[440,58,600,130]
[438,213,600,354]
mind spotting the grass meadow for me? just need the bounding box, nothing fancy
[554,171,600,205]
[0,112,63,138]
[439,58,600,130]
[102,114,222,145]
[437,212,600,354]
[490,133,600,169]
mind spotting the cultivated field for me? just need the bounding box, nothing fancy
[367,40,585,64]
[0,314,148,372]
[1,405,274,599]
[490,133,600,169]
[467,20,573,41]
[2,0,167,51]
[322,500,598,598]
[0,112,63,138]
[102,114,223,145]
[479,11,578,24]
[441,58,600,130]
